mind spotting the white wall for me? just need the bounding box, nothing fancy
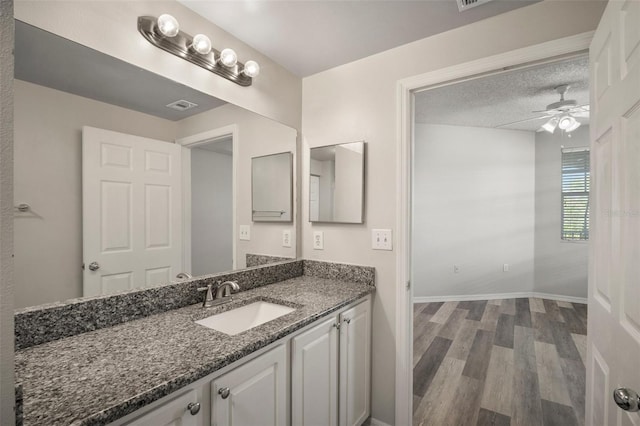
[0,1,14,423]
[412,124,535,298]
[333,144,364,222]
[13,80,177,308]
[191,148,233,276]
[176,103,298,267]
[534,125,590,298]
[301,2,604,422]
[252,153,292,222]
[14,0,302,130]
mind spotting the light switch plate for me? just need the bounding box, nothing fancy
[313,231,324,250]
[282,230,292,248]
[372,229,392,250]
[239,225,250,241]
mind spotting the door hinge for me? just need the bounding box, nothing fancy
[406,280,411,290]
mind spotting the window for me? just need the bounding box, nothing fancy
[561,148,590,241]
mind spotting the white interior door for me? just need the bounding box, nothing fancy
[587,1,640,425]
[82,126,182,297]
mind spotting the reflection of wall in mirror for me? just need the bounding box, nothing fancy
[333,144,364,223]
[176,103,297,269]
[252,153,292,222]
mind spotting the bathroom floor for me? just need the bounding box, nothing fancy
[412,298,587,426]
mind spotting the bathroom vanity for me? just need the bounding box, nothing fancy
[14,260,374,426]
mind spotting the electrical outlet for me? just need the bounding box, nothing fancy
[454,264,460,273]
[313,231,324,250]
[503,263,509,272]
[239,225,250,241]
[282,230,292,248]
[372,229,392,250]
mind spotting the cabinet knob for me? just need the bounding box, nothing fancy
[343,318,351,324]
[333,322,340,330]
[187,402,201,415]
[614,388,640,412]
[219,387,231,399]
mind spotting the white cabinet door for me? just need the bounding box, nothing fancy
[292,316,339,426]
[125,389,201,426]
[212,345,287,426]
[82,126,183,297]
[339,300,371,426]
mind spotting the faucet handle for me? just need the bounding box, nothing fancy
[197,283,215,307]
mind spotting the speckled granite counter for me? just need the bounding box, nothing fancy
[15,275,375,426]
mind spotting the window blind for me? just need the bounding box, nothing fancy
[561,148,590,241]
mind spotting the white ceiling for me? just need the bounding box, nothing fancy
[179,0,539,77]
[414,55,590,132]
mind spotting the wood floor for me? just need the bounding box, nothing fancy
[413,298,587,426]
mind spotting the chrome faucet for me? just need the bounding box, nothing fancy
[197,281,240,308]
[215,281,240,300]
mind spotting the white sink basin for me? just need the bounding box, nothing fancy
[195,301,296,335]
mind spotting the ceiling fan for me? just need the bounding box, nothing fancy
[498,84,589,133]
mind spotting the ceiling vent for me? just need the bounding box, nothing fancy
[457,0,495,12]
[166,100,198,111]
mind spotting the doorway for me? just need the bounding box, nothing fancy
[394,33,595,426]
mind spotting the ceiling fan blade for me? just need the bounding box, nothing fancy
[571,111,590,118]
[497,115,554,128]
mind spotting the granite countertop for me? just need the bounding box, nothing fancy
[15,276,374,426]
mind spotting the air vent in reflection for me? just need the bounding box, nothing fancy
[457,0,494,11]
[166,100,198,111]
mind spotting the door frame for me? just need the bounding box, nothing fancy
[176,124,238,272]
[394,31,595,425]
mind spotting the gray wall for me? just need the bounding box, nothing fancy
[534,126,589,298]
[412,124,536,298]
[191,148,233,276]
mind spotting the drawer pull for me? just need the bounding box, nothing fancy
[187,402,201,415]
[219,387,231,399]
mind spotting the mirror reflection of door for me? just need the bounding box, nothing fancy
[82,126,183,297]
[310,175,320,222]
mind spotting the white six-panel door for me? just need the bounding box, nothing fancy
[82,126,183,297]
[587,1,640,425]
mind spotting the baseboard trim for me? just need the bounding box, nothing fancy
[413,292,587,305]
[368,418,393,426]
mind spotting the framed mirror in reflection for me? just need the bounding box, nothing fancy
[13,21,297,308]
[252,152,293,222]
[309,141,365,224]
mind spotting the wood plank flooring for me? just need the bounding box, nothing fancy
[413,298,587,426]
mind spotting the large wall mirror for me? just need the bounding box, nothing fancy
[13,21,298,309]
[252,152,293,222]
[309,141,365,223]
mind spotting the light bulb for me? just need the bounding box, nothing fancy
[558,115,576,130]
[219,48,237,67]
[541,117,558,133]
[566,119,581,132]
[243,60,260,78]
[157,14,179,37]
[191,34,212,55]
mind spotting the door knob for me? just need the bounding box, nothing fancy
[88,262,100,271]
[218,387,230,399]
[614,388,640,412]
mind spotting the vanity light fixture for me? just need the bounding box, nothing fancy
[138,15,260,86]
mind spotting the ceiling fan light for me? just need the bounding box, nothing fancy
[558,115,576,131]
[566,119,581,132]
[541,117,558,133]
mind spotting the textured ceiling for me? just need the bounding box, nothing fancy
[179,0,539,77]
[15,21,226,121]
[414,55,590,132]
